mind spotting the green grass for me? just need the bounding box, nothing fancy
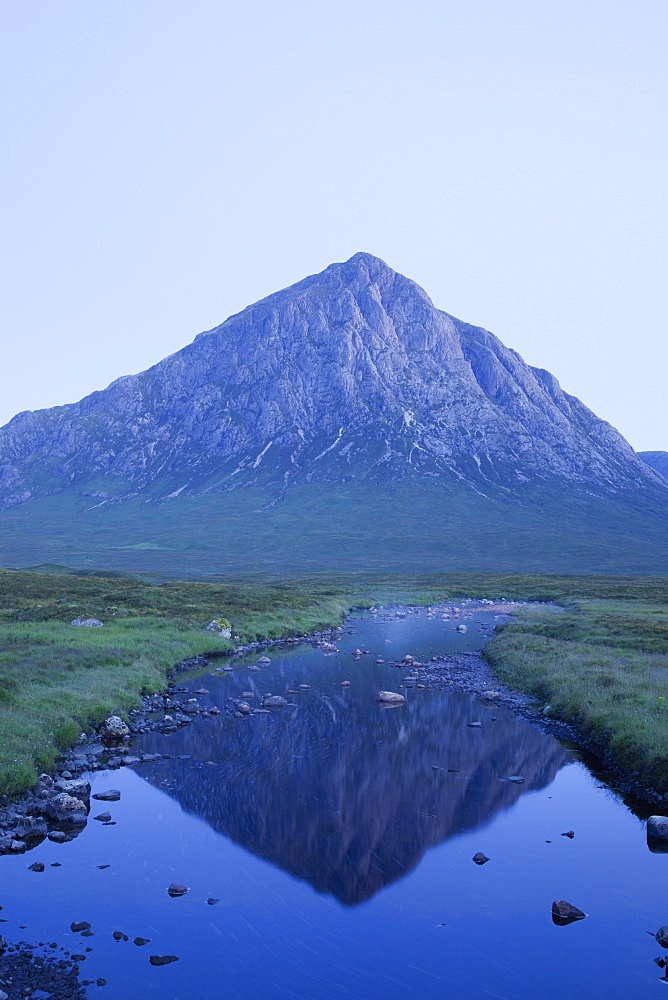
[2,476,668,577]
[2,567,668,795]
[0,618,210,793]
[484,599,668,789]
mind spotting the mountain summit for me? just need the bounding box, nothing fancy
[0,253,658,505]
[1,253,667,575]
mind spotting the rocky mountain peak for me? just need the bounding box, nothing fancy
[0,253,663,506]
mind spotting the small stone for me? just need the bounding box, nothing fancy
[376,691,406,704]
[647,816,668,852]
[150,955,180,966]
[468,722,482,728]
[472,853,489,865]
[167,882,189,897]
[257,656,271,665]
[133,937,151,946]
[28,862,45,872]
[112,930,129,941]
[70,921,92,933]
[561,831,575,839]
[93,812,112,822]
[655,926,668,948]
[96,979,107,986]
[92,789,121,802]
[206,897,220,905]
[262,695,288,708]
[552,899,586,922]
[340,680,351,687]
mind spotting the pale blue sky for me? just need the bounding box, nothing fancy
[1,0,666,449]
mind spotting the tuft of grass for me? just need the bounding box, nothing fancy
[484,600,668,789]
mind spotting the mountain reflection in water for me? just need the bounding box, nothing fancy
[136,672,568,905]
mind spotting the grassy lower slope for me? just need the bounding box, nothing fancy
[2,477,668,576]
[484,599,668,789]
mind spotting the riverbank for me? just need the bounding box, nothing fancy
[483,598,668,797]
[1,567,667,802]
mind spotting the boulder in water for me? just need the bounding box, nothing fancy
[376,691,406,705]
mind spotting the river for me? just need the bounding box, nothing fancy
[1,601,667,998]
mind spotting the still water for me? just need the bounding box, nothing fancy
[1,602,667,998]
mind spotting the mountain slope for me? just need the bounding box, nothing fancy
[1,252,667,576]
[639,452,668,482]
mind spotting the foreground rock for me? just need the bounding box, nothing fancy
[44,792,88,826]
[98,716,130,740]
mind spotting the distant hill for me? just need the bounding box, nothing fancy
[639,452,668,482]
[1,253,667,576]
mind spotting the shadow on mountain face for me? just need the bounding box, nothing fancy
[136,687,568,906]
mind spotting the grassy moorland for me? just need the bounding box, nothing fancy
[3,477,668,577]
[1,567,667,794]
[484,597,668,788]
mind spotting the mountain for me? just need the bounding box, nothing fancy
[1,252,667,576]
[639,452,668,482]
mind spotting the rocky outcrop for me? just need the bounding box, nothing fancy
[0,253,663,506]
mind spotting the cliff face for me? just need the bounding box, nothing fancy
[0,253,660,505]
